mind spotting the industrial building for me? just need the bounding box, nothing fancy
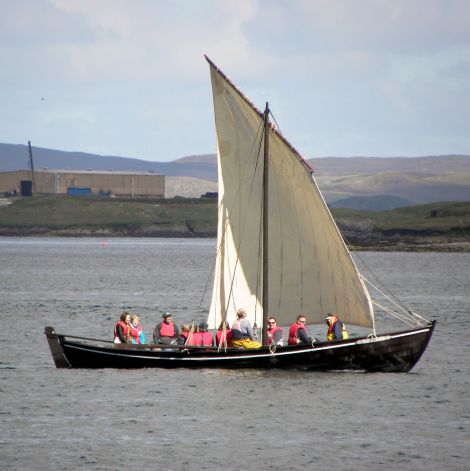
[0,169,165,198]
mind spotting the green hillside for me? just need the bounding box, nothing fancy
[0,196,469,250]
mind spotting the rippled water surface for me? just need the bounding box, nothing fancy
[1,238,468,470]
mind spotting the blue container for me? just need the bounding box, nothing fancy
[67,187,91,196]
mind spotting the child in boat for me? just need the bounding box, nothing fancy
[130,314,146,344]
[178,324,190,345]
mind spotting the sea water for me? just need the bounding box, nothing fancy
[0,238,468,470]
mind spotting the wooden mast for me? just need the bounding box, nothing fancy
[262,102,269,345]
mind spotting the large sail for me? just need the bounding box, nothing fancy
[206,57,374,330]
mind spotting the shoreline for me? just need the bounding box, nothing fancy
[0,227,468,252]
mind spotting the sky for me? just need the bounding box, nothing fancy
[1,0,469,162]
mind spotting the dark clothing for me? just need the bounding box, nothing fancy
[296,327,310,344]
[332,321,343,340]
[115,325,128,343]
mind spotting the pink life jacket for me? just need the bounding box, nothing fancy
[200,331,213,347]
[159,322,175,338]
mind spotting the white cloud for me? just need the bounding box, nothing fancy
[0,0,469,159]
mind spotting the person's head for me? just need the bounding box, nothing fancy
[296,314,306,325]
[218,320,230,330]
[181,323,190,333]
[199,322,209,332]
[130,314,140,326]
[162,312,173,324]
[268,317,277,328]
[236,308,247,319]
[120,311,131,324]
[324,313,336,325]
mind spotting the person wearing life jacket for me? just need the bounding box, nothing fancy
[266,316,284,346]
[325,312,349,341]
[216,321,232,347]
[130,314,146,344]
[185,323,201,346]
[231,308,262,349]
[114,311,132,344]
[153,312,180,345]
[288,315,311,345]
[198,322,213,347]
[178,324,191,345]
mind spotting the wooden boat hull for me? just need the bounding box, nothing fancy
[45,322,435,372]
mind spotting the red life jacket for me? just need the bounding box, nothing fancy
[200,331,213,347]
[267,326,283,345]
[187,331,201,346]
[130,325,141,344]
[159,322,175,338]
[216,329,232,346]
[288,322,304,345]
[114,321,129,342]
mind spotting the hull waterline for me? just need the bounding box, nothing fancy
[45,322,435,372]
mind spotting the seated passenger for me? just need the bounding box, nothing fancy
[153,312,179,345]
[114,311,131,344]
[216,321,232,347]
[288,315,312,345]
[266,316,284,346]
[325,313,349,341]
[130,314,146,344]
[231,308,262,349]
[179,323,190,345]
[199,322,213,347]
[185,323,201,346]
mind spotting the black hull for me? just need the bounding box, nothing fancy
[45,322,435,372]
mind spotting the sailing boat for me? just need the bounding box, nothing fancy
[45,56,435,371]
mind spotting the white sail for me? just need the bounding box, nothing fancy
[206,58,374,330]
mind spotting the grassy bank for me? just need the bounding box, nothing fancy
[0,195,469,250]
[0,195,217,237]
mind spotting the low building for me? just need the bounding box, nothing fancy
[0,169,165,198]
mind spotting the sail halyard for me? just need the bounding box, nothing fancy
[206,56,375,330]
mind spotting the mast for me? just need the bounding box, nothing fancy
[262,102,269,345]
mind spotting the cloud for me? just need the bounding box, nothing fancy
[0,0,469,159]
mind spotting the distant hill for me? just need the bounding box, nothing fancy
[329,195,417,211]
[0,143,218,181]
[1,142,469,203]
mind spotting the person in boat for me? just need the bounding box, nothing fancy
[266,316,284,346]
[153,312,180,345]
[114,311,132,344]
[231,308,262,349]
[288,315,312,345]
[185,322,201,346]
[215,320,232,347]
[198,322,213,347]
[130,314,146,344]
[178,323,190,345]
[325,313,349,341]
